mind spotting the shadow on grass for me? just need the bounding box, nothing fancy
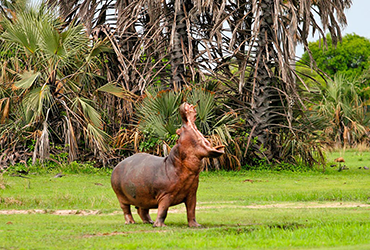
[106,221,309,235]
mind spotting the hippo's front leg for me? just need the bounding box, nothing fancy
[185,193,201,227]
[153,198,171,227]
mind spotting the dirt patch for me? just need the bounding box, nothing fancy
[0,209,101,215]
[1,202,369,215]
[82,230,168,238]
[82,231,128,238]
[0,197,23,206]
[170,202,370,212]
[82,231,129,238]
[238,202,370,209]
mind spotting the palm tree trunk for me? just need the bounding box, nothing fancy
[170,0,189,91]
[247,0,280,162]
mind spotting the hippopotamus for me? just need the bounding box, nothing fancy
[111,102,224,227]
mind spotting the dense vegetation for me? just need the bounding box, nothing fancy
[2,0,369,172]
[298,33,370,149]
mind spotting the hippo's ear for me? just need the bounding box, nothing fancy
[207,145,225,158]
[176,128,182,136]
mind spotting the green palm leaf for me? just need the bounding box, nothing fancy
[86,123,110,152]
[187,88,215,134]
[15,71,41,89]
[97,82,135,100]
[0,3,111,164]
[137,88,182,140]
[73,97,103,128]
[23,84,53,123]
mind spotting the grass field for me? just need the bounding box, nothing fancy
[1,150,370,249]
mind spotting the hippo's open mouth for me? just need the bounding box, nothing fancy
[180,102,225,155]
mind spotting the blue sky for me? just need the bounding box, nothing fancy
[343,0,370,38]
[296,0,370,57]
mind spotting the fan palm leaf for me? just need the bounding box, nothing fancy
[86,123,110,153]
[23,84,53,123]
[135,87,238,168]
[14,71,40,89]
[0,4,111,164]
[73,97,103,128]
[137,88,182,140]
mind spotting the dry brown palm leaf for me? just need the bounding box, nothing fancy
[113,127,141,153]
[0,98,10,124]
[63,116,78,162]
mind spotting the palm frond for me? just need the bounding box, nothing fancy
[23,84,53,123]
[0,97,10,124]
[86,123,110,153]
[97,82,137,101]
[316,73,367,146]
[137,88,183,140]
[63,116,78,162]
[73,97,103,128]
[1,12,39,55]
[14,71,40,89]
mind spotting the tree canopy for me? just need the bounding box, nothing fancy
[301,33,370,79]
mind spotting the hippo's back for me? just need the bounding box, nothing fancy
[112,153,164,181]
[111,153,166,205]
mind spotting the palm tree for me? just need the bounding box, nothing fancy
[45,0,353,166]
[46,0,228,92]
[46,0,165,93]
[0,4,111,164]
[223,0,353,164]
[318,74,368,147]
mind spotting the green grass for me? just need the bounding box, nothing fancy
[0,173,116,210]
[1,150,370,249]
[199,170,370,203]
[2,208,370,249]
[2,168,370,210]
[326,148,370,169]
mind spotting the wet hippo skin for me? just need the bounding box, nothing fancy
[111,102,224,227]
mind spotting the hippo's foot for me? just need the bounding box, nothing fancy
[137,208,153,224]
[188,221,201,227]
[124,214,136,224]
[153,221,166,227]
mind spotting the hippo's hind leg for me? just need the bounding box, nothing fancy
[137,207,154,224]
[118,200,135,224]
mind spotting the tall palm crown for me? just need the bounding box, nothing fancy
[0,4,111,164]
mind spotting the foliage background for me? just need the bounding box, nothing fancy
[1,0,369,171]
